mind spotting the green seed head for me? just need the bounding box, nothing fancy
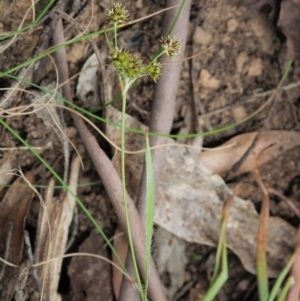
[146,61,162,82]
[108,47,144,79]
[105,2,129,24]
[159,35,181,59]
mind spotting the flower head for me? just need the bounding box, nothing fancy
[105,2,129,24]
[146,61,162,82]
[108,47,143,79]
[159,35,181,59]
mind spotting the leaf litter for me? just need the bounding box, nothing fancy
[0,172,34,301]
[1,1,300,298]
[105,105,297,277]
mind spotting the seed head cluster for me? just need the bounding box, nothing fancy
[105,2,129,24]
[159,35,181,59]
[145,61,162,82]
[106,3,181,82]
[109,48,143,79]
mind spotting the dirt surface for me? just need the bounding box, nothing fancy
[1,0,300,301]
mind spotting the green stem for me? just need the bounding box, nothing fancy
[114,23,118,48]
[268,253,295,301]
[276,277,294,301]
[120,81,145,299]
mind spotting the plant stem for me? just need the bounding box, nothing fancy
[114,23,118,48]
[120,82,145,299]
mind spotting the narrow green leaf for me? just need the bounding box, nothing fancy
[202,211,228,301]
[276,277,294,301]
[268,253,295,301]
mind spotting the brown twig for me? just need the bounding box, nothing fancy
[51,16,167,301]
[267,187,300,218]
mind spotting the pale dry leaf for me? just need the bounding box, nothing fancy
[68,230,113,301]
[153,227,187,300]
[0,153,16,192]
[155,145,295,277]
[76,53,101,110]
[0,172,34,301]
[199,131,300,177]
[106,107,296,277]
[34,156,79,301]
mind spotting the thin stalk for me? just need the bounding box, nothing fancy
[202,192,233,301]
[120,82,144,299]
[210,211,226,284]
[114,23,118,48]
[255,166,270,301]
[268,253,295,301]
[276,277,294,301]
[202,232,228,301]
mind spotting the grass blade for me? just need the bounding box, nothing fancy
[276,277,294,301]
[268,253,295,301]
[253,159,270,301]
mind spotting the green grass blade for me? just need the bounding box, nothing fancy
[211,211,226,284]
[167,0,186,35]
[203,201,229,301]
[257,251,269,301]
[202,230,228,301]
[268,253,295,301]
[276,277,294,301]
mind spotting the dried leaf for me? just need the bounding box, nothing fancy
[0,172,34,301]
[76,53,101,110]
[0,153,16,194]
[153,227,187,300]
[199,131,300,177]
[34,157,79,301]
[68,230,113,301]
[278,0,300,60]
[155,145,295,277]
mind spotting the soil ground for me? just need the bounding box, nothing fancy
[1,0,300,300]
